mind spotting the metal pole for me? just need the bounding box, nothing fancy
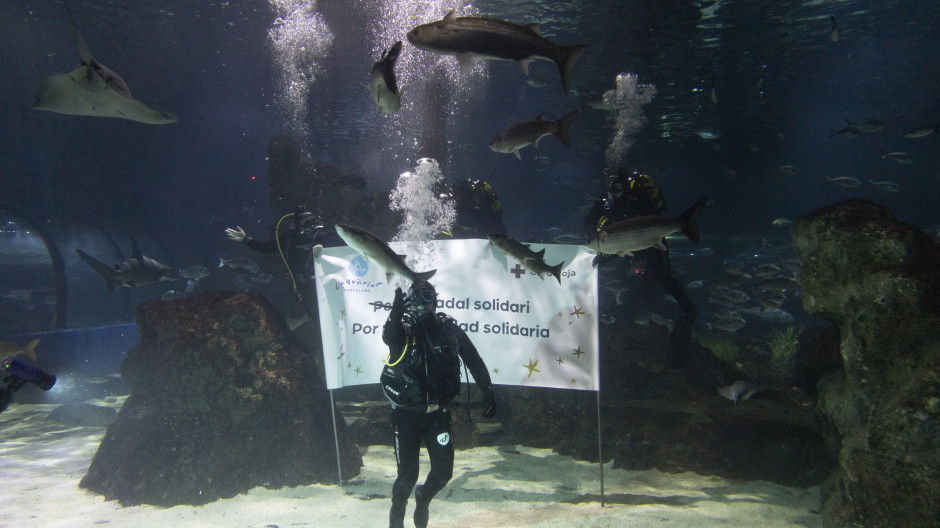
[329,389,343,485]
[597,389,605,507]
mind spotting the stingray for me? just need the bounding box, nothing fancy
[32,1,176,124]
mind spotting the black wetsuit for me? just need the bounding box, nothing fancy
[243,224,324,318]
[584,179,697,360]
[382,310,492,527]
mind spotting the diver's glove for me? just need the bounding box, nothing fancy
[225,226,247,242]
[390,287,405,320]
[481,386,497,419]
[592,253,616,269]
[312,244,323,259]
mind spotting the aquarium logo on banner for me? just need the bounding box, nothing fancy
[314,239,599,392]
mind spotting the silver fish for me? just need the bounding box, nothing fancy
[903,124,939,138]
[369,41,404,114]
[487,233,564,283]
[587,198,707,257]
[489,110,579,159]
[334,224,436,284]
[717,380,762,403]
[826,176,862,188]
[406,10,589,94]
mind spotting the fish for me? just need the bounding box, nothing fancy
[218,256,260,275]
[772,218,793,227]
[634,310,651,326]
[76,237,175,292]
[868,180,900,192]
[757,308,795,324]
[487,233,565,283]
[553,233,585,244]
[586,198,707,258]
[830,126,860,139]
[754,263,783,278]
[754,276,800,292]
[369,41,404,114]
[826,176,862,188]
[846,118,885,133]
[881,151,912,164]
[903,123,939,138]
[32,0,176,124]
[334,224,436,284]
[0,338,41,363]
[649,313,674,332]
[775,165,799,176]
[717,380,762,403]
[829,16,840,43]
[180,265,210,280]
[696,129,722,140]
[161,290,188,301]
[706,317,747,333]
[406,10,589,94]
[489,110,579,159]
[687,279,705,289]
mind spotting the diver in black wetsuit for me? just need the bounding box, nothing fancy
[224,205,326,321]
[448,179,507,238]
[584,169,697,361]
[381,283,497,528]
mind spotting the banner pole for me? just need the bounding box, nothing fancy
[329,388,343,485]
[597,389,605,507]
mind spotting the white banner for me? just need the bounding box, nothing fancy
[314,239,599,391]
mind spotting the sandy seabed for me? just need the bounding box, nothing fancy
[0,401,822,528]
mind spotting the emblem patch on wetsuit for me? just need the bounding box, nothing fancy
[437,432,450,446]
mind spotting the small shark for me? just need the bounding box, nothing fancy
[32,0,176,124]
[487,233,564,283]
[334,224,436,285]
[369,41,404,114]
[76,237,175,292]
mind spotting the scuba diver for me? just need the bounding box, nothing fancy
[448,178,507,238]
[381,282,497,528]
[224,205,326,322]
[584,168,698,362]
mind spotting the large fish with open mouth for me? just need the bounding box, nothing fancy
[487,233,565,284]
[406,9,588,94]
[586,198,708,257]
[334,224,436,284]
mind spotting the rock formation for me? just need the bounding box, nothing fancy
[80,291,362,506]
[792,199,940,528]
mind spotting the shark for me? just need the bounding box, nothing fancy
[32,1,176,124]
[76,237,175,292]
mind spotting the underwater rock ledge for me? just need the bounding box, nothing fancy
[79,291,362,507]
[792,199,940,528]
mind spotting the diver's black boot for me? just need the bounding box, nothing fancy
[414,485,430,528]
[389,499,406,528]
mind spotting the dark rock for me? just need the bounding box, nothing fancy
[793,324,842,395]
[79,291,362,507]
[792,199,940,528]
